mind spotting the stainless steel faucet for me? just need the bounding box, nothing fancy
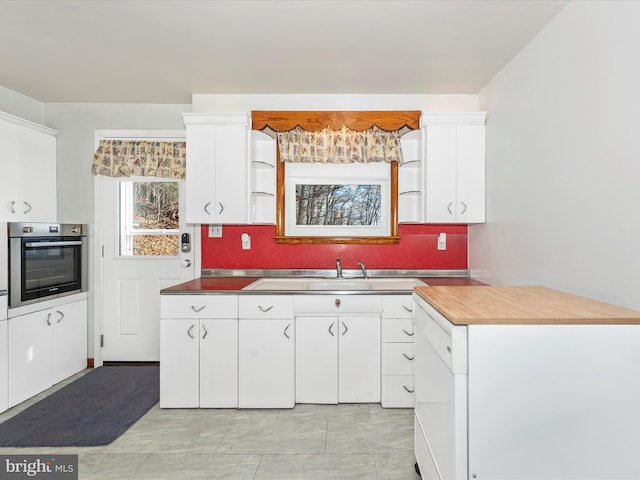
[358,262,368,278]
[336,257,342,278]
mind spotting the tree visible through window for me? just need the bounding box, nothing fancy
[120,181,180,256]
[295,184,381,226]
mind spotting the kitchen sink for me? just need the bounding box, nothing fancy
[242,277,427,291]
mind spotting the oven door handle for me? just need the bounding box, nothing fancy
[24,241,83,248]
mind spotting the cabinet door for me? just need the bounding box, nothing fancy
[425,124,458,223]
[338,316,381,403]
[199,319,238,408]
[160,319,199,408]
[238,319,295,408]
[185,123,216,224]
[456,125,485,223]
[296,316,338,404]
[0,320,7,413]
[214,123,247,223]
[52,299,87,384]
[8,310,53,408]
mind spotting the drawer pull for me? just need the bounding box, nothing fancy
[402,328,414,337]
[201,324,208,339]
[187,324,196,339]
[403,353,415,361]
[258,305,274,313]
[328,322,335,337]
[403,385,415,394]
[283,323,291,339]
[46,312,52,326]
[341,321,348,336]
[191,305,206,313]
[446,345,451,353]
[402,304,413,312]
[56,310,64,323]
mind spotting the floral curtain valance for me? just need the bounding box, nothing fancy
[277,125,404,164]
[91,140,186,178]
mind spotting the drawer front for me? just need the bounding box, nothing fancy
[382,317,415,343]
[381,375,414,408]
[294,295,382,314]
[382,295,414,318]
[239,295,294,318]
[161,295,237,319]
[382,343,414,375]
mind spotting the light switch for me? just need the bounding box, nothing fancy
[437,232,447,250]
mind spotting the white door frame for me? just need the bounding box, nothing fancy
[92,129,200,367]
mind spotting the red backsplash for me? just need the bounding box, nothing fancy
[200,224,468,270]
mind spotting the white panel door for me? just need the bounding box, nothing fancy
[338,316,381,403]
[238,318,295,408]
[8,310,53,407]
[101,176,195,361]
[199,318,238,408]
[214,123,248,223]
[456,125,485,223]
[160,318,199,408]
[296,316,338,404]
[52,299,87,384]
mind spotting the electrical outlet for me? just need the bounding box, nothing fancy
[241,233,251,250]
[208,225,223,238]
[437,232,447,250]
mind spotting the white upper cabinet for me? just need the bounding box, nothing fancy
[183,113,249,224]
[0,111,57,222]
[423,112,486,224]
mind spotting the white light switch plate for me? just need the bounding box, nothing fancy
[437,232,447,250]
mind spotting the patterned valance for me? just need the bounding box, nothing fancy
[277,125,404,164]
[91,140,186,178]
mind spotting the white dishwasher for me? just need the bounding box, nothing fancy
[412,292,467,480]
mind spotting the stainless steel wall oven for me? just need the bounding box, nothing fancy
[9,223,87,308]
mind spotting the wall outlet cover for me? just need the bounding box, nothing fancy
[208,225,223,238]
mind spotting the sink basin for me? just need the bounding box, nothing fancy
[242,277,427,291]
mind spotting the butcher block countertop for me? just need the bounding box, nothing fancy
[414,286,640,325]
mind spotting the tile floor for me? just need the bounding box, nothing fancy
[0,372,420,479]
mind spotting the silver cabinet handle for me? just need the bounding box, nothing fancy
[187,324,196,339]
[46,312,52,326]
[460,201,467,214]
[446,345,451,353]
[283,323,291,339]
[203,202,211,215]
[402,328,414,337]
[23,201,32,214]
[56,310,64,323]
[218,202,224,215]
[328,322,335,337]
[201,324,208,339]
[341,321,348,336]
[258,305,273,313]
[403,385,415,394]
[191,305,206,313]
[402,304,413,312]
[403,353,415,361]
[447,201,453,214]
[9,201,16,214]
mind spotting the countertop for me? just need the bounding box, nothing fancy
[160,276,486,294]
[414,285,640,325]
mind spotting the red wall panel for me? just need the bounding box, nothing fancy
[201,224,467,270]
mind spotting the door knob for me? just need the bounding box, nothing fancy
[182,259,192,268]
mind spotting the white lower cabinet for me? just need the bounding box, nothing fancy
[381,295,415,407]
[8,298,87,408]
[295,295,382,404]
[238,295,295,408]
[160,295,238,408]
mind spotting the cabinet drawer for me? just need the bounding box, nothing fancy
[161,295,237,319]
[382,343,414,375]
[239,295,294,318]
[381,375,414,408]
[382,317,415,342]
[382,295,414,318]
[294,295,382,314]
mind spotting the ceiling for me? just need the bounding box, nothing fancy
[0,0,569,104]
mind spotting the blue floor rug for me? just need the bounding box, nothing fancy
[0,365,159,447]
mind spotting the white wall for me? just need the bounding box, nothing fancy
[0,85,45,124]
[470,1,640,310]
